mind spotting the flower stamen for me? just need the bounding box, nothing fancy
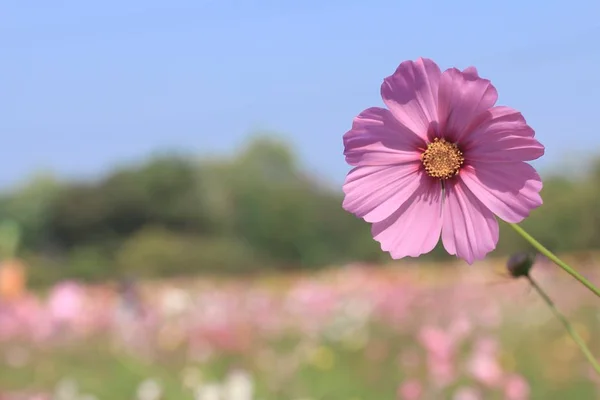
[421,138,464,179]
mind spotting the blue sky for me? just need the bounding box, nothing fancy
[1,0,599,189]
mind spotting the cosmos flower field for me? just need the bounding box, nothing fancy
[1,258,600,400]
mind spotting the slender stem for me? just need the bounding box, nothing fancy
[527,275,600,376]
[509,223,600,299]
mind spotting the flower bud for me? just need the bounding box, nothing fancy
[506,253,535,278]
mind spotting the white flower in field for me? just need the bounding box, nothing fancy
[137,378,163,400]
[223,369,254,400]
[54,378,79,400]
[161,288,191,317]
[195,382,223,400]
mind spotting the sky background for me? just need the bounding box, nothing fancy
[1,0,599,189]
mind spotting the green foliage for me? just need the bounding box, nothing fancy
[116,227,259,276]
[0,173,61,252]
[46,154,214,249]
[0,219,21,259]
[2,134,600,283]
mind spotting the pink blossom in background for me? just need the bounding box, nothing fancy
[448,314,472,342]
[427,358,455,389]
[467,337,504,387]
[285,281,338,335]
[504,374,530,400]
[453,387,482,400]
[375,282,419,331]
[418,326,456,362]
[474,337,499,354]
[342,57,544,263]
[47,281,85,325]
[397,379,423,400]
[245,290,283,337]
[0,267,552,397]
[0,305,18,340]
[2,295,52,343]
[418,326,457,387]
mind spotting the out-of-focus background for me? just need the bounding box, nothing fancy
[2,1,600,399]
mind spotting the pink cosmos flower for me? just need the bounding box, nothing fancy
[342,58,544,263]
[467,338,503,387]
[47,281,85,325]
[397,379,423,400]
[504,374,530,400]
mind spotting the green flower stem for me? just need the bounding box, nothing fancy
[509,223,600,299]
[527,275,600,376]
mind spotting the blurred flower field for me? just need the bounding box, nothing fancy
[1,258,600,400]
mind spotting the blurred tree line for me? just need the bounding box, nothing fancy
[2,135,600,285]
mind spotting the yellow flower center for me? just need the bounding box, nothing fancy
[421,138,464,179]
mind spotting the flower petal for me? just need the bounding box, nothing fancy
[463,106,544,163]
[371,172,443,258]
[442,179,499,264]
[381,58,442,140]
[459,162,542,223]
[343,107,424,166]
[343,162,422,223]
[462,66,479,79]
[437,68,498,143]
